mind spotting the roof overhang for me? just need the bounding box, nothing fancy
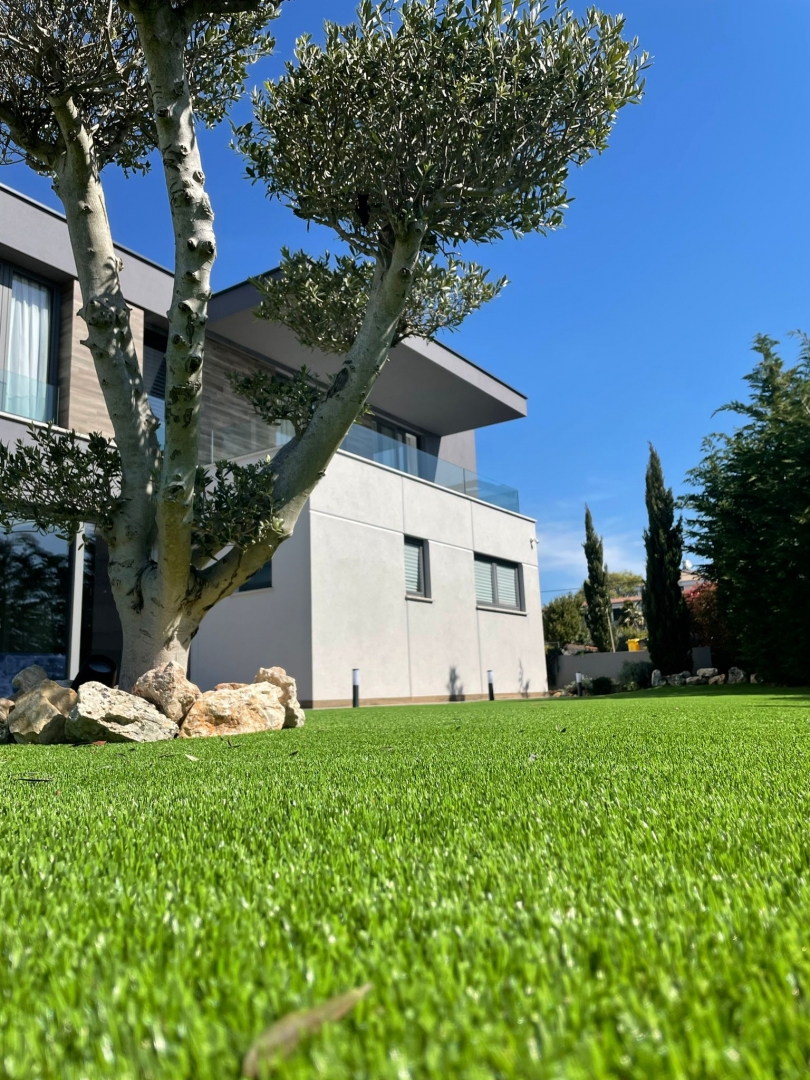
[208,281,526,437]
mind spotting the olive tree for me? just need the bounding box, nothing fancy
[1,0,645,688]
[0,0,280,686]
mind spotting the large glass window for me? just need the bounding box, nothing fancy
[0,525,70,697]
[0,268,56,423]
[474,555,523,610]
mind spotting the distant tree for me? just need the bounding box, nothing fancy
[684,582,736,673]
[606,570,643,598]
[543,593,588,647]
[685,335,810,683]
[643,445,690,673]
[617,599,645,631]
[582,506,614,652]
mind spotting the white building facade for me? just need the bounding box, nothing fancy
[0,184,548,704]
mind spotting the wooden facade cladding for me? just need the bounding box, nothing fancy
[55,280,267,447]
[199,334,268,456]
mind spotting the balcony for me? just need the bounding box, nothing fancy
[0,369,58,424]
[203,420,520,513]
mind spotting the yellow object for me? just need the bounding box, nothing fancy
[627,638,642,652]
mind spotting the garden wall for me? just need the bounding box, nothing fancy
[549,646,712,689]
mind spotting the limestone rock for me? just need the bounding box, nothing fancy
[651,670,664,688]
[11,664,50,696]
[696,668,718,679]
[727,666,747,685]
[66,682,178,744]
[750,673,760,684]
[666,673,685,687]
[253,666,305,728]
[9,681,76,745]
[180,683,288,739]
[132,661,200,724]
[708,674,726,685]
[214,682,247,691]
[685,676,708,686]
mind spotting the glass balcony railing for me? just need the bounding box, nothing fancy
[340,425,520,512]
[0,370,58,424]
[202,419,520,513]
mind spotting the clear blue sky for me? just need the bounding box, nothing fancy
[4,0,809,596]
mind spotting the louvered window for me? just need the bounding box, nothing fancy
[474,556,523,610]
[474,557,495,605]
[404,537,428,597]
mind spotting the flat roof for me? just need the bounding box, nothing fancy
[209,280,527,437]
[0,184,528,436]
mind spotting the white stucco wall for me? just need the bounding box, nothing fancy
[189,448,547,705]
[308,451,547,704]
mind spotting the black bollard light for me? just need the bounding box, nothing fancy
[352,668,360,708]
[487,669,495,701]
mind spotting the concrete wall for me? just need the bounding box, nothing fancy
[550,646,714,689]
[552,651,652,688]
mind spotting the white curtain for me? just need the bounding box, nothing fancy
[4,274,51,421]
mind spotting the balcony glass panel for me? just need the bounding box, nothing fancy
[201,419,519,513]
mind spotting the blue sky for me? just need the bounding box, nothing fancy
[4,0,809,597]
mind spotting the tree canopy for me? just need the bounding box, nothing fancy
[685,335,810,684]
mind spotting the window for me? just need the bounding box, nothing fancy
[239,559,273,592]
[474,555,523,610]
[0,265,57,423]
[361,413,421,450]
[404,537,429,598]
[143,326,167,447]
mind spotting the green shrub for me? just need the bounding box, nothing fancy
[591,675,615,696]
[617,660,654,691]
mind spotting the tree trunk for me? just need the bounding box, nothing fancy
[116,601,199,692]
[131,4,219,620]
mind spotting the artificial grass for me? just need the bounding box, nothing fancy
[1,687,810,1078]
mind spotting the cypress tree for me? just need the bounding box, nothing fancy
[643,445,691,673]
[583,506,614,652]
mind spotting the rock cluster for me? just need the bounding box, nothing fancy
[650,665,740,688]
[0,661,305,745]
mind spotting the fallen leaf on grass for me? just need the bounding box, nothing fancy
[242,983,372,1078]
[184,754,199,762]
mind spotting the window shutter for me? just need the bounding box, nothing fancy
[495,562,519,608]
[404,539,423,595]
[474,557,494,605]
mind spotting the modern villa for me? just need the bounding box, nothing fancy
[0,184,548,705]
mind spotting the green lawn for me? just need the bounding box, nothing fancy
[2,688,810,1079]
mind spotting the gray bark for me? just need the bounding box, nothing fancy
[131,3,215,617]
